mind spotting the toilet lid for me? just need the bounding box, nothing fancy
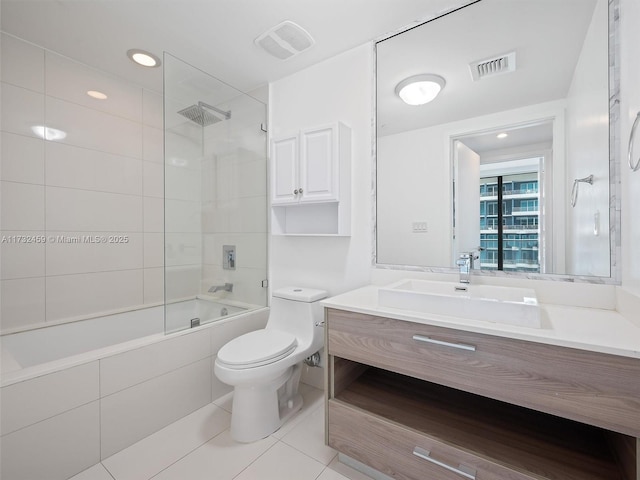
[217,329,297,368]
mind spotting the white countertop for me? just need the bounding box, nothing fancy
[321,285,640,359]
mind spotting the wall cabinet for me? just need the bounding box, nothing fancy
[271,122,351,235]
[325,308,640,480]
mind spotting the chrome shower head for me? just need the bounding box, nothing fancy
[177,101,231,127]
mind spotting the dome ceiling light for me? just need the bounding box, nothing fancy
[395,74,446,106]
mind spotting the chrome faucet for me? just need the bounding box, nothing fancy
[208,282,233,293]
[456,252,479,284]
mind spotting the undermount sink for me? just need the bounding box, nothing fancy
[378,279,541,328]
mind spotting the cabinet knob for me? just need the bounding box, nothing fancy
[299,188,303,194]
[294,189,299,195]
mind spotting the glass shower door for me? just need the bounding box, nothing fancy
[163,53,268,334]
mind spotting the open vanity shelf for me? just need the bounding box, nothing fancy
[325,308,640,480]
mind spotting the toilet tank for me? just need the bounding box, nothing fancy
[267,287,327,345]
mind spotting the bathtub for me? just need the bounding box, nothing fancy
[0,296,269,480]
[1,296,249,378]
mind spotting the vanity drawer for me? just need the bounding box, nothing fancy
[329,399,535,480]
[326,308,640,437]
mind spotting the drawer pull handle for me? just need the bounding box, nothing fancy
[412,334,476,352]
[413,447,476,480]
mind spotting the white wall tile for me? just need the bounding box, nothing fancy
[100,358,211,459]
[165,199,201,233]
[1,83,44,138]
[143,89,163,130]
[0,277,46,331]
[143,125,164,163]
[0,230,45,279]
[1,33,44,92]
[45,96,142,158]
[45,51,142,122]
[0,401,100,480]
[45,232,143,276]
[144,196,164,232]
[165,265,201,301]
[165,233,202,267]
[46,141,142,196]
[229,196,267,233]
[166,164,201,201]
[0,361,99,435]
[100,329,210,396]
[203,233,267,269]
[46,186,142,232]
[143,160,164,198]
[144,232,164,268]
[201,265,268,305]
[144,267,164,304]
[46,269,143,321]
[1,181,44,231]
[0,132,44,184]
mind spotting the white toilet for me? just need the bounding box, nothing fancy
[214,286,327,443]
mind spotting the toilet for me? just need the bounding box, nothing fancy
[214,286,327,443]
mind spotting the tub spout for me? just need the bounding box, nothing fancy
[208,283,233,293]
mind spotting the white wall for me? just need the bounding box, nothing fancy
[565,0,610,277]
[0,34,164,333]
[269,44,373,296]
[620,0,640,295]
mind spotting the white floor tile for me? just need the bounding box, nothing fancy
[102,403,229,480]
[152,429,276,480]
[233,442,325,480]
[213,391,234,413]
[281,405,336,465]
[272,384,324,439]
[317,468,353,480]
[68,463,115,480]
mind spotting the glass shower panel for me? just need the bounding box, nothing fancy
[163,53,268,334]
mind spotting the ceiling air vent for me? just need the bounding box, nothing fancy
[469,51,516,81]
[255,21,315,60]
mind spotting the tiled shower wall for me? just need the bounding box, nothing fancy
[0,33,165,333]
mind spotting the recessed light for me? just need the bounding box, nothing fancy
[497,132,509,139]
[127,49,161,68]
[395,74,446,106]
[87,90,108,100]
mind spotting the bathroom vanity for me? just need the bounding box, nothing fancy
[323,285,640,480]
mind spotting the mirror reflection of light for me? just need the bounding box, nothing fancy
[395,74,446,106]
[31,125,67,141]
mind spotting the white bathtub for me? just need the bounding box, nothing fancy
[0,298,269,480]
[1,297,248,377]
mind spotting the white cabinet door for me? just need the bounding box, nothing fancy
[271,135,299,205]
[300,125,339,203]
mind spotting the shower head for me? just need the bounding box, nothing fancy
[178,101,231,127]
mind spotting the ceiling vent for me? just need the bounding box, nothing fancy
[255,21,315,60]
[469,51,516,81]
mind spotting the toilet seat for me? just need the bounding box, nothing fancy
[216,329,297,369]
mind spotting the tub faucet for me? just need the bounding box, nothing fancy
[208,282,233,293]
[456,252,479,284]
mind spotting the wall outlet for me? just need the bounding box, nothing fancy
[412,221,428,233]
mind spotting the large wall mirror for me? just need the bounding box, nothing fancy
[375,0,619,281]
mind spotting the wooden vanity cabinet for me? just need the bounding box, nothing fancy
[325,308,640,480]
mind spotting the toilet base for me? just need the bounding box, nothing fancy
[229,365,303,443]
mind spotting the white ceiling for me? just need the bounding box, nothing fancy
[1,0,473,96]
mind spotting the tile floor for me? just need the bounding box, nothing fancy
[69,385,375,480]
